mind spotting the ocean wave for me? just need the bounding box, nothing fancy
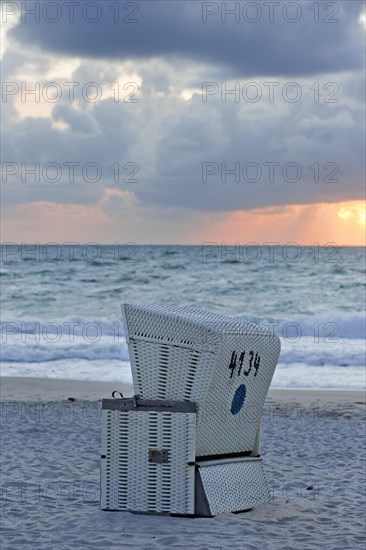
[279,341,365,367]
[0,341,129,363]
[259,312,366,340]
[1,336,364,370]
[2,312,364,341]
[0,312,364,367]
[0,359,133,383]
[0,318,125,338]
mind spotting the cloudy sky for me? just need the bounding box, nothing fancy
[1,0,365,244]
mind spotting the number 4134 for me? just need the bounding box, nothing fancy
[228,350,260,379]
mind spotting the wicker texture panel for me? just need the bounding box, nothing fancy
[196,332,280,456]
[101,408,196,514]
[199,459,270,515]
[122,303,271,352]
[129,339,214,403]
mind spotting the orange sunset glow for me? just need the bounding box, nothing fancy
[197,201,366,246]
[2,200,365,246]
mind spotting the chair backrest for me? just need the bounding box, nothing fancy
[122,304,281,457]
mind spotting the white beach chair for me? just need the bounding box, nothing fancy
[101,304,281,516]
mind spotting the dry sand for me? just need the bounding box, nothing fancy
[1,376,365,549]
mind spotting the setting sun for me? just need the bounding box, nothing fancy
[338,203,366,226]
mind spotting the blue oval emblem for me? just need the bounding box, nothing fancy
[231,384,246,415]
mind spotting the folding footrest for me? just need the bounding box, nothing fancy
[195,457,270,516]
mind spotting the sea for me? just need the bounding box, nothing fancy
[1,244,365,390]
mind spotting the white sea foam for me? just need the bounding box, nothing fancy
[1,314,364,389]
[266,312,366,340]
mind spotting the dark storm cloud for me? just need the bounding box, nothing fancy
[7,0,365,77]
[2,1,364,216]
[131,89,365,212]
[1,97,138,206]
[2,68,365,212]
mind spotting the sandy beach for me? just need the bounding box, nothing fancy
[2,0,365,545]
[0,376,365,549]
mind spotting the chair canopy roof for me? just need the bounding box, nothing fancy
[122,303,272,352]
